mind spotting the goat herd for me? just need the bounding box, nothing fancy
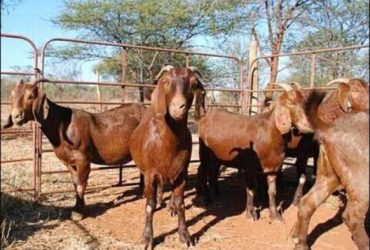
[3,65,369,250]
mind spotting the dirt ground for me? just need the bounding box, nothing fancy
[0,135,362,250]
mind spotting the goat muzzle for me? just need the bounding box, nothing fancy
[12,112,26,126]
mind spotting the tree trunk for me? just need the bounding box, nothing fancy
[264,34,283,100]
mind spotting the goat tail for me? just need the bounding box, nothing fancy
[304,91,329,132]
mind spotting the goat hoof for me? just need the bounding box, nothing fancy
[293,243,309,250]
[143,233,153,250]
[246,209,257,221]
[179,229,193,247]
[71,211,85,221]
[167,204,177,216]
[270,213,283,222]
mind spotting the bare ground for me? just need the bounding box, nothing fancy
[1,135,360,250]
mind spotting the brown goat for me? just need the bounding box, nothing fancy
[129,66,205,249]
[3,79,146,219]
[292,79,369,250]
[196,85,313,221]
[260,82,319,206]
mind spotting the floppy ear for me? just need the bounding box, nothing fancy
[144,78,159,101]
[274,105,292,134]
[188,66,204,80]
[151,82,167,117]
[2,114,14,129]
[144,87,154,101]
[32,92,49,125]
[336,83,352,112]
[194,88,206,120]
[188,67,206,119]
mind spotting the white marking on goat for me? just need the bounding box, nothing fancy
[146,205,152,213]
[299,175,306,184]
[247,189,254,197]
[77,185,83,195]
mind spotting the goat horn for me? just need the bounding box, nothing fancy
[188,66,204,80]
[32,78,53,87]
[290,81,303,89]
[155,65,174,80]
[276,82,293,91]
[326,78,350,86]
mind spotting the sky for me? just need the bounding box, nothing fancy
[1,0,222,82]
[1,0,79,73]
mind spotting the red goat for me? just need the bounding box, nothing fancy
[196,84,313,221]
[292,78,369,250]
[129,65,205,249]
[3,79,146,219]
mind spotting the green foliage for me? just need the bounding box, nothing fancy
[51,0,246,82]
[287,0,369,83]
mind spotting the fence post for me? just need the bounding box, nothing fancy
[310,53,316,88]
[246,40,258,115]
[34,67,43,201]
[120,48,128,102]
[96,71,103,112]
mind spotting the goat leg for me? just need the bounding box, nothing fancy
[68,163,90,220]
[292,175,339,250]
[293,174,307,206]
[245,174,257,221]
[172,180,193,247]
[195,163,206,196]
[143,178,157,250]
[267,174,282,221]
[156,183,165,208]
[208,162,221,204]
[342,198,369,250]
[167,193,177,216]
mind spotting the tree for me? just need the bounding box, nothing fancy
[1,0,23,13]
[246,0,314,99]
[287,0,369,84]
[52,0,245,81]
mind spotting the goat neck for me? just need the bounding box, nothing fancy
[34,95,73,147]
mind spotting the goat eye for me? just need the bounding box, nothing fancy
[28,94,34,100]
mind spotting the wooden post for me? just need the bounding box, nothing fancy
[310,54,316,88]
[247,40,259,115]
[96,70,102,112]
[120,48,128,103]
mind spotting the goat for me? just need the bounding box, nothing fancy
[196,83,313,221]
[3,79,146,219]
[261,77,368,206]
[292,93,369,250]
[260,82,319,206]
[128,65,205,249]
[292,78,369,250]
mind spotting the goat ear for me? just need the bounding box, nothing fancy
[151,82,167,116]
[32,94,49,125]
[2,114,14,129]
[274,105,292,134]
[194,88,206,120]
[144,80,158,101]
[337,83,352,112]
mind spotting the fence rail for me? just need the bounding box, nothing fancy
[1,32,368,200]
